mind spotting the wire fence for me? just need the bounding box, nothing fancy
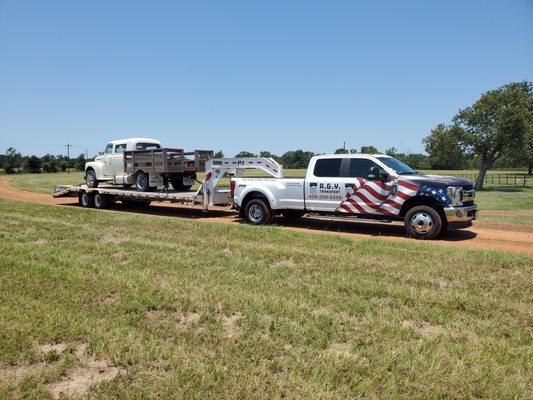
[438,173,531,187]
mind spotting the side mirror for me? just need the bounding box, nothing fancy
[99,151,105,155]
[368,166,388,181]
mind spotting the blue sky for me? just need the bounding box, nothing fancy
[0,1,531,158]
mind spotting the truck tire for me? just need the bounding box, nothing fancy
[79,191,93,208]
[93,193,109,209]
[404,205,442,240]
[244,198,273,225]
[136,172,157,192]
[170,176,192,192]
[85,169,98,188]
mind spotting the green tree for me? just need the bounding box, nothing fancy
[25,155,42,173]
[4,147,22,173]
[423,124,468,170]
[360,145,380,154]
[214,150,224,158]
[453,81,532,189]
[280,150,315,169]
[74,154,86,171]
[334,148,348,154]
[234,151,256,158]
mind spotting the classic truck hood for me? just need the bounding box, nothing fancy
[398,174,473,188]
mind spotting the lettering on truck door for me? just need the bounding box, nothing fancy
[305,158,346,212]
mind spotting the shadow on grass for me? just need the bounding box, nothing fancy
[60,201,477,242]
[480,186,527,193]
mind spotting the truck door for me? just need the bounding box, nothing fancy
[304,157,346,212]
[101,143,114,177]
[340,158,390,215]
[111,143,127,176]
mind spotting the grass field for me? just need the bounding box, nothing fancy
[0,198,531,399]
[7,170,533,216]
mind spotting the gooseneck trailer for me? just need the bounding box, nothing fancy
[53,157,283,210]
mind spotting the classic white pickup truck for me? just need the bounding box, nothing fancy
[232,154,477,239]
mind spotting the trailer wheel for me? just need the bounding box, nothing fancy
[85,169,98,188]
[93,193,109,209]
[79,191,93,208]
[136,172,157,192]
[404,205,442,240]
[170,176,192,192]
[244,198,273,225]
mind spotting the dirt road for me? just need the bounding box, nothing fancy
[1,178,532,256]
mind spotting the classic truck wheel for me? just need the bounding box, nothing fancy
[404,205,442,240]
[85,169,98,188]
[170,177,192,192]
[244,198,273,225]
[93,193,109,209]
[79,191,93,208]
[136,172,157,192]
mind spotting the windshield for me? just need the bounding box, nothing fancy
[375,156,417,175]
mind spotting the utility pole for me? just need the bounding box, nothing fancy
[343,141,346,151]
[65,144,72,173]
[85,148,88,159]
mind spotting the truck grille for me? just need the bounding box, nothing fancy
[463,189,475,205]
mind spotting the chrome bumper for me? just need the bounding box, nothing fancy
[444,205,477,223]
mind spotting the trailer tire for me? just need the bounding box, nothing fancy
[244,198,273,225]
[93,193,109,209]
[170,176,192,192]
[85,169,98,188]
[404,205,442,240]
[136,172,157,192]
[79,191,93,208]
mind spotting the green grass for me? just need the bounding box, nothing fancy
[0,199,532,399]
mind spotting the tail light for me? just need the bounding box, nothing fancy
[230,179,236,197]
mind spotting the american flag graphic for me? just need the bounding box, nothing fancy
[337,178,420,216]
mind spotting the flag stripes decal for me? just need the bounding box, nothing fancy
[337,179,420,216]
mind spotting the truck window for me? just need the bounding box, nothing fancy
[136,143,161,150]
[347,159,382,179]
[313,158,342,177]
[105,144,113,154]
[115,143,127,153]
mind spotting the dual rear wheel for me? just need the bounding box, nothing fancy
[78,192,110,209]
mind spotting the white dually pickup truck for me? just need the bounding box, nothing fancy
[232,154,477,240]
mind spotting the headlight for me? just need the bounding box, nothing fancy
[447,186,463,206]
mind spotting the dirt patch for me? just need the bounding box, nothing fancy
[35,238,48,245]
[101,234,130,245]
[147,310,201,328]
[0,342,119,398]
[273,258,295,267]
[326,342,355,359]
[402,320,446,339]
[222,312,243,339]
[44,342,118,399]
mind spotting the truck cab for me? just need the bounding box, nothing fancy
[232,154,477,240]
[85,138,161,188]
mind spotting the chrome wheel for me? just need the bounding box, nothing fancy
[411,212,434,234]
[248,204,264,223]
[137,173,148,190]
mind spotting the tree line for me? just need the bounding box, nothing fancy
[2,82,531,190]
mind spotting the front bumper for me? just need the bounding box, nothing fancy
[444,205,477,230]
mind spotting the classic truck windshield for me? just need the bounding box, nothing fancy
[375,156,417,175]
